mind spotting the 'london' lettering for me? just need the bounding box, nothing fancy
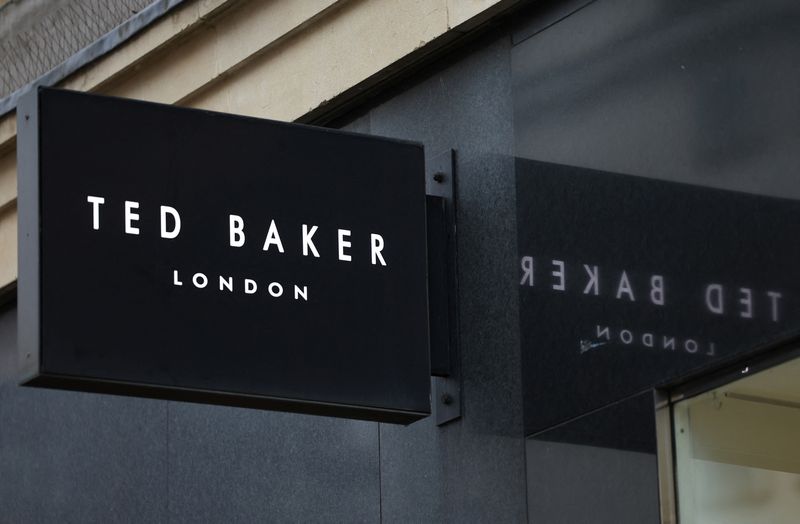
[594,325,717,356]
[172,270,308,301]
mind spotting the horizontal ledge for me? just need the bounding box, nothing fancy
[22,372,430,425]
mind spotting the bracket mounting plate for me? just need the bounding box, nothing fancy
[426,149,460,426]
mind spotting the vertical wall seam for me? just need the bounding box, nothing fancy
[378,423,383,524]
[166,401,171,523]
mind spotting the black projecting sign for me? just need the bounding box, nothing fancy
[517,159,800,435]
[17,88,430,424]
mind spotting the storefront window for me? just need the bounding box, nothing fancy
[673,356,800,523]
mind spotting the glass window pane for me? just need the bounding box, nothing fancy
[674,357,800,523]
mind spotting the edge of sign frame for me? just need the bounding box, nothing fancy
[41,86,427,150]
[16,86,41,386]
[20,372,429,424]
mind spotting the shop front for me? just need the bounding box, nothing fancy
[0,0,798,521]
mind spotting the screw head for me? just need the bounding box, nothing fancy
[433,173,446,183]
[441,393,454,405]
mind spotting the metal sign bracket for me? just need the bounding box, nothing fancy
[426,149,461,426]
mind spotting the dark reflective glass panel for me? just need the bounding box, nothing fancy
[517,159,800,434]
[526,391,660,523]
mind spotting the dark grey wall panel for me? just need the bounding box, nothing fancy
[526,440,658,524]
[166,405,380,523]
[526,392,660,523]
[367,35,527,522]
[0,305,169,524]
